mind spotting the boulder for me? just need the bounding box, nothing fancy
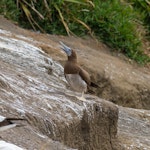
[0,29,120,150]
[118,107,150,150]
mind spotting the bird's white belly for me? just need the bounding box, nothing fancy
[65,74,87,92]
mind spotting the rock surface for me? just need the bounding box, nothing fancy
[0,23,120,149]
[0,16,150,150]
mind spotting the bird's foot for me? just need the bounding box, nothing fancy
[76,96,86,101]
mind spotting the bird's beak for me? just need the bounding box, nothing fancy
[59,41,72,56]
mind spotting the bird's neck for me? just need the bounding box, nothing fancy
[67,50,78,63]
[68,57,77,63]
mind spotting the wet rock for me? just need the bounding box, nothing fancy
[0,29,120,150]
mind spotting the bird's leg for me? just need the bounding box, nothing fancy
[76,91,86,101]
[81,91,85,99]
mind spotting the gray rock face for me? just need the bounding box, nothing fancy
[118,107,150,150]
[0,29,120,150]
[0,16,150,150]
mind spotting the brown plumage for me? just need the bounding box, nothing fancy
[64,50,91,85]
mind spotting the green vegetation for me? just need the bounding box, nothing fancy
[127,0,150,34]
[0,0,20,21]
[0,0,150,64]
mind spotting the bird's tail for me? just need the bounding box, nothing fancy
[90,82,99,88]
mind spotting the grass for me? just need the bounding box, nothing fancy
[0,0,20,21]
[0,0,149,64]
[127,0,150,34]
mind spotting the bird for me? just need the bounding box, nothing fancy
[59,41,97,101]
[0,115,24,132]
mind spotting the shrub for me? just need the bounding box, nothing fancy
[0,0,149,63]
[0,0,20,21]
[127,0,150,34]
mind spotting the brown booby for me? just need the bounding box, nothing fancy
[0,115,24,132]
[60,41,94,101]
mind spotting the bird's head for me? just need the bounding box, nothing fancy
[59,41,77,61]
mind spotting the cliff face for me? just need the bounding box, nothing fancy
[0,16,150,150]
[0,26,120,150]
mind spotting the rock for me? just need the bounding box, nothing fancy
[118,107,150,150]
[0,29,120,149]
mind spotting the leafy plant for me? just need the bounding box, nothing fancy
[127,0,150,34]
[0,0,149,64]
[0,0,20,21]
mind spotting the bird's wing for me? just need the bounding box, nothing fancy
[79,68,91,85]
[64,62,91,85]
